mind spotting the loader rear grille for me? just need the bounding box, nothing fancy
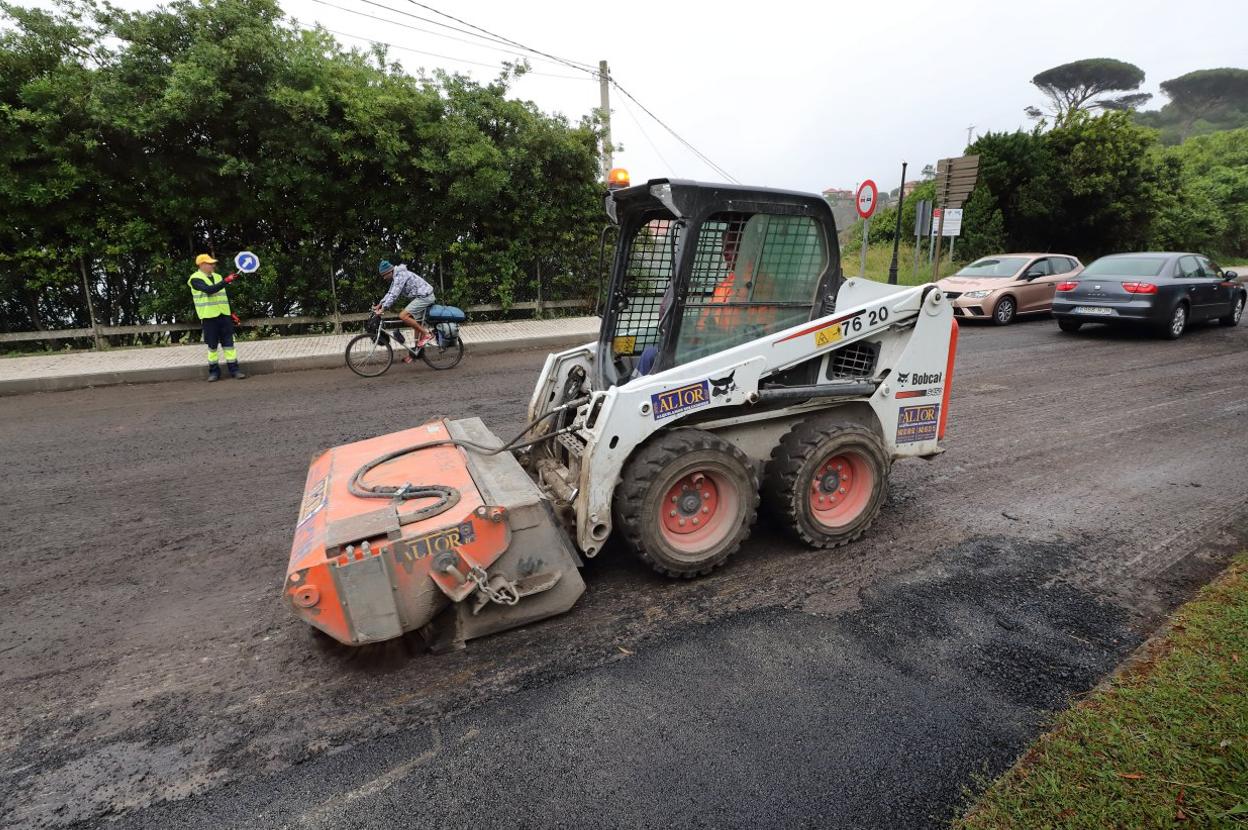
[825,341,879,380]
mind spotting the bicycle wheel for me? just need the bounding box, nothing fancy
[345,334,394,377]
[420,337,464,370]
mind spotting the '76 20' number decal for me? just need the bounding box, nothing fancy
[776,304,891,347]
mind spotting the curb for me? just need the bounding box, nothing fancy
[0,329,597,397]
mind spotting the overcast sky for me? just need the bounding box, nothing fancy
[17,0,1248,193]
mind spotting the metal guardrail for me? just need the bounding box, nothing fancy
[0,298,593,345]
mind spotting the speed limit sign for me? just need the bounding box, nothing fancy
[855,180,878,220]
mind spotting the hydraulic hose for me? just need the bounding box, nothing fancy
[347,396,591,524]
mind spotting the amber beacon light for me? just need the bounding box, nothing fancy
[607,167,631,190]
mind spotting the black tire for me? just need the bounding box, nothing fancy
[1220,294,1245,327]
[763,419,889,549]
[1159,302,1188,340]
[421,337,465,370]
[614,429,759,578]
[346,334,394,377]
[1057,318,1083,333]
[992,296,1017,326]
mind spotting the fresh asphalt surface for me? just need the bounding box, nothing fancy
[2,314,1247,829]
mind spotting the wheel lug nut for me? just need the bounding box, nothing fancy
[679,518,686,527]
[702,506,709,514]
[692,517,699,525]
[839,487,847,494]
[670,510,677,517]
[671,495,678,503]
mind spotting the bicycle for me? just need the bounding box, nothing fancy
[345,310,465,377]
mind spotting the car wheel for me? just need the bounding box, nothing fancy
[1057,318,1082,333]
[1220,295,1245,327]
[992,296,1016,326]
[1160,303,1187,340]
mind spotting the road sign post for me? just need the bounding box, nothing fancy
[855,179,878,278]
[931,155,979,279]
[913,199,931,279]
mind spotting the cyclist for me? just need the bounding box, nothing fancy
[373,259,436,360]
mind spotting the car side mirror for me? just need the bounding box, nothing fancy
[1227,270,1239,280]
[1023,270,1043,280]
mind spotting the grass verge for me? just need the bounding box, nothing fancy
[957,553,1248,829]
[845,242,959,286]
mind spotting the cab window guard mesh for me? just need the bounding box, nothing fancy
[612,217,680,357]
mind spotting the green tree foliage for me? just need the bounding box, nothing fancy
[0,0,604,337]
[1136,68,1248,144]
[1153,128,1248,255]
[1025,58,1149,123]
[959,112,1246,262]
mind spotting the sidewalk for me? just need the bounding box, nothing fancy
[0,316,600,396]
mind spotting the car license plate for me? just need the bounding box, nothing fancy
[1074,306,1114,316]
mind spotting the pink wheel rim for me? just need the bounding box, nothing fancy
[808,451,874,528]
[658,470,740,555]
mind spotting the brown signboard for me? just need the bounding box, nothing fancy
[931,154,980,278]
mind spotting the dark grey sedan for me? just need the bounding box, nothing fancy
[1052,252,1245,339]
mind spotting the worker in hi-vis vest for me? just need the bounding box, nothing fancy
[188,253,246,381]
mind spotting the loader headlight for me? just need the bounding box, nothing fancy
[962,290,991,298]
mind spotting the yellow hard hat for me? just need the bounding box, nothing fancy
[195,253,218,266]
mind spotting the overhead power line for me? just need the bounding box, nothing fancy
[398,0,600,74]
[311,0,524,57]
[616,93,673,173]
[327,0,739,183]
[608,77,739,183]
[317,26,589,79]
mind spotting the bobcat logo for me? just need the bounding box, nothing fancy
[710,371,737,397]
[895,371,910,384]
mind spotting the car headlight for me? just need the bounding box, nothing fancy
[962,290,991,299]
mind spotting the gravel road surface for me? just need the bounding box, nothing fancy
[2,317,1246,829]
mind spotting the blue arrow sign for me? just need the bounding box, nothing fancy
[234,251,260,274]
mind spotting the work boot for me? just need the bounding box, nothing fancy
[228,362,247,380]
[207,367,221,382]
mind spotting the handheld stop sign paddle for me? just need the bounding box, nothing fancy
[234,250,260,274]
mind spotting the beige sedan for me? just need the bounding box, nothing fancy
[937,254,1083,324]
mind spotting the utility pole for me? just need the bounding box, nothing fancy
[599,60,613,181]
[965,125,975,147]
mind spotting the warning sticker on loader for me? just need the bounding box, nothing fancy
[896,404,940,444]
[651,380,711,420]
[813,323,843,348]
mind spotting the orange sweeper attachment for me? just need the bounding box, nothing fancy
[284,418,585,652]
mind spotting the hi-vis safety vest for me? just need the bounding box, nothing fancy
[187,272,232,320]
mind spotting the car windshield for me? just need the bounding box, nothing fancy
[1081,257,1167,277]
[954,257,1028,277]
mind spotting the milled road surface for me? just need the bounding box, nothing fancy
[2,317,1247,829]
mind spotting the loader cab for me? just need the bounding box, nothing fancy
[598,179,843,389]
